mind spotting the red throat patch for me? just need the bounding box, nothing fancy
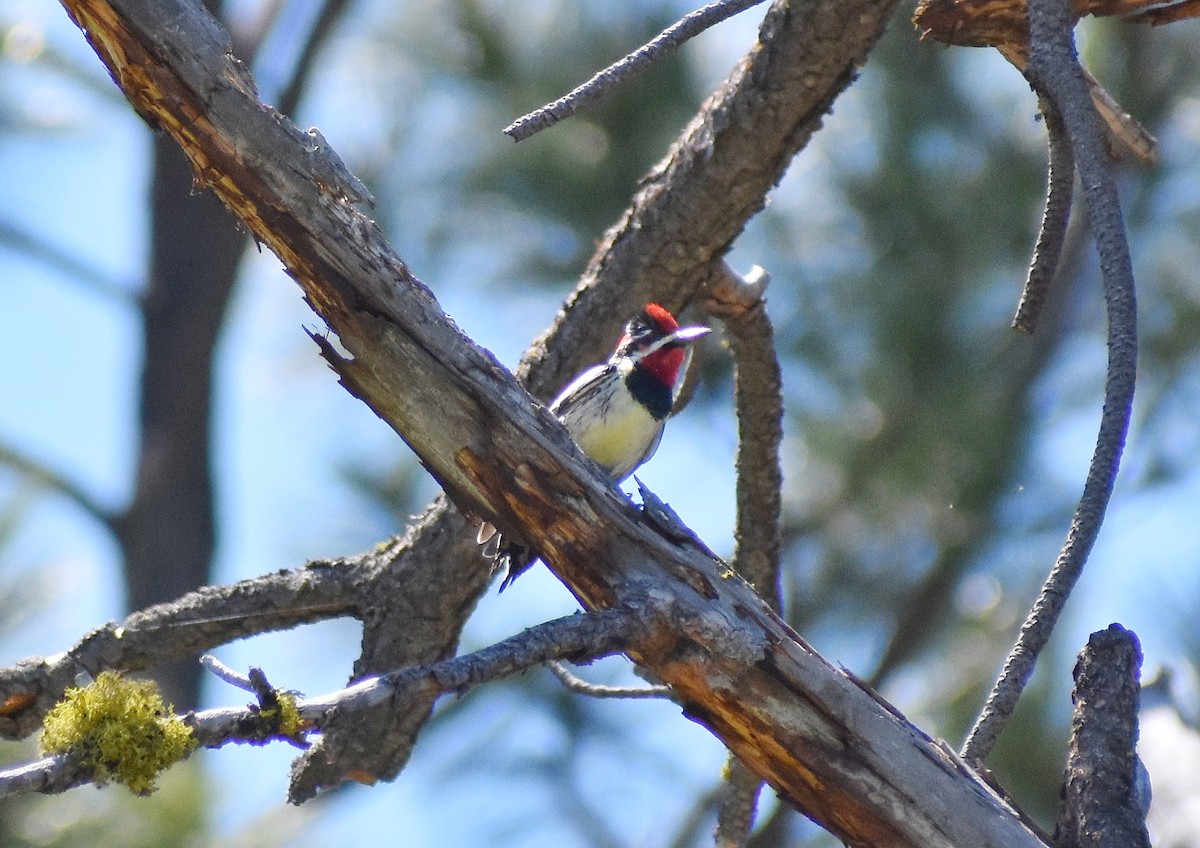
[641,345,687,387]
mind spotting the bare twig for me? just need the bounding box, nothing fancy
[545,660,671,699]
[961,0,1139,763]
[504,0,768,141]
[199,654,255,692]
[0,441,119,534]
[291,607,640,800]
[293,608,637,720]
[714,758,764,848]
[0,219,136,305]
[1013,95,1074,334]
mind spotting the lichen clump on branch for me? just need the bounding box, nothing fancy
[257,688,303,741]
[39,670,196,795]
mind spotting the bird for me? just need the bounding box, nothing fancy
[479,302,710,591]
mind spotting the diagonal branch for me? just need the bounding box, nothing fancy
[0,441,119,534]
[51,1,1052,844]
[504,0,768,141]
[287,606,642,801]
[961,0,1139,764]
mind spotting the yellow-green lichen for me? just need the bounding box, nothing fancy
[39,671,196,795]
[258,689,303,740]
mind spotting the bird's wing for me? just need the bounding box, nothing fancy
[549,363,613,417]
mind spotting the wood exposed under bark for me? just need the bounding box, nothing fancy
[913,0,1200,47]
[52,0,1054,845]
[913,0,1168,163]
[295,0,905,796]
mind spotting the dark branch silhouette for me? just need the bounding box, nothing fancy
[504,0,768,141]
[1013,96,1074,335]
[0,441,119,535]
[1053,624,1150,848]
[961,0,1139,764]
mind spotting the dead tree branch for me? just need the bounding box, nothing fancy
[1013,96,1074,334]
[0,556,355,738]
[504,0,768,141]
[546,661,671,699]
[45,1,1052,844]
[961,0,1139,763]
[706,262,783,847]
[1053,624,1150,848]
[0,608,639,800]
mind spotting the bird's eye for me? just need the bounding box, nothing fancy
[626,319,649,338]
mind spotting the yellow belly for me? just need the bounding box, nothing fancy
[567,400,663,482]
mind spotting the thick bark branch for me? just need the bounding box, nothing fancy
[301,0,903,794]
[49,1,1052,845]
[1053,625,1150,848]
[311,0,903,792]
[521,0,903,399]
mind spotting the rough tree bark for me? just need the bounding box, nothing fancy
[39,1,1059,845]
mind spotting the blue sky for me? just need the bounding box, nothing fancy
[4,1,1200,845]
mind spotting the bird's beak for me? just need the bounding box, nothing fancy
[666,325,711,345]
[633,324,711,363]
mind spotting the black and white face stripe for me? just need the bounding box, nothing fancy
[614,314,710,363]
[629,324,711,365]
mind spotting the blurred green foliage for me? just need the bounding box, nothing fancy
[4,0,1200,846]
